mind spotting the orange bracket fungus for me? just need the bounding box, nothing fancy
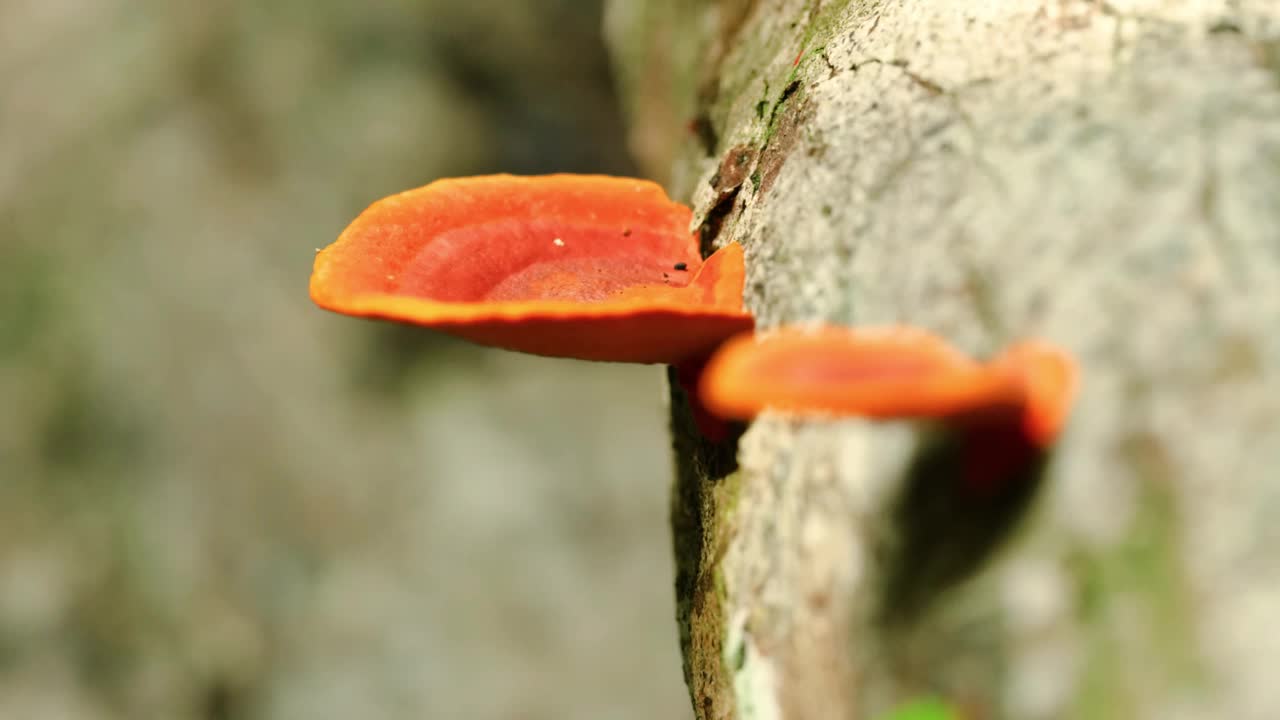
[699,326,1076,445]
[310,174,753,364]
[698,326,1079,488]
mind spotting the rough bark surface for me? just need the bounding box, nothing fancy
[606,1,1280,719]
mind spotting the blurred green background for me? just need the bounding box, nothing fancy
[0,1,693,718]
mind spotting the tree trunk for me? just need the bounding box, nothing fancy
[605,2,1280,719]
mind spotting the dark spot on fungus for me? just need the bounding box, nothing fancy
[674,262,688,271]
[622,228,632,237]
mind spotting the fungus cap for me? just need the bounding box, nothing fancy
[987,340,1079,447]
[700,326,1077,447]
[310,174,752,363]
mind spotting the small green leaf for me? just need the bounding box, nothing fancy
[879,697,959,720]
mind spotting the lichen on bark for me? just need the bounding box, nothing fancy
[609,1,1280,718]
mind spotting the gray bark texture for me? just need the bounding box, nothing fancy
[605,2,1280,719]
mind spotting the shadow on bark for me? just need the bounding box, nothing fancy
[666,365,742,717]
[878,426,1052,626]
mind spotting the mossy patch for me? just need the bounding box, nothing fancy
[668,365,745,718]
[758,89,814,196]
[1069,430,1207,717]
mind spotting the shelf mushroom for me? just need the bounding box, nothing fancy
[698,326,1078,487]
[700,327,1075,445]
[310,174,753,364]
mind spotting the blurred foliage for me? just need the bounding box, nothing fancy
[879,698,961,720]
[0,2,691,719]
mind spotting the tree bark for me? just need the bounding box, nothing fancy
[606,1,1280,719]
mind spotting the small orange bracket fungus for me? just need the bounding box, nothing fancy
[698,325,1077,449]
[698,326,1078,492]
[310,174,753,364]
